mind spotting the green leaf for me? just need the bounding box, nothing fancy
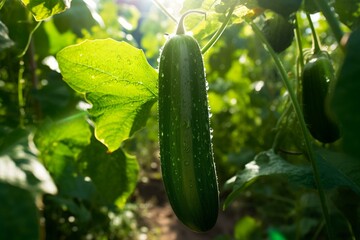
[331,28,360,161]
[257,0,302,17]
[181,0,204,12]
[0,183,39,240]
[52,0,102,36]
[34,113,91,177]
[224,149,360,208]
[0,128,56,240]
[224,150,310,208]
[57,39,158,152]
[79,139,139,208]
[34,114,94,199]
[21,0,71,21]
[0,20,14,51]
[0,0,5,9]
[234,216,261,240]
[0,128,57,195]
[316,148,360,194]
[334,0,360,30]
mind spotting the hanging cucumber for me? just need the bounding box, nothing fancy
[261,14,295,53]
[301,14,340,143]
[158,11,219,232]
[302,51,340,143]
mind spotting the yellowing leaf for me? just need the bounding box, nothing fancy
[21,0,71,21]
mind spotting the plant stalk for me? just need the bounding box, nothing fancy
[18,60,26,128]
[315,0,344,50]
[306,13,321,53]
[201,3,236,54]
[17,21,41,58]
[152,0,177,23]
[248,20,334,239]
[295,13,304,70]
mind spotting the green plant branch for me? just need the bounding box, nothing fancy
[315,0,344,50]
[294,14,304,107]
[295,14,304,70]
[201,3,237,54]
[176,10,206,35]
[28,38,43,122]
[18,60,25,128]
[17,21,42,58]
[306,13,321,53]
[152,0,177,23]
[248,19,334,239]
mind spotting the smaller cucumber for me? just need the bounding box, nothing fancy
[261,14,295,53]
[302,51,340,143]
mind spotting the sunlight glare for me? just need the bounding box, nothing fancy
[156,0,185,17]
[245,161,259,173]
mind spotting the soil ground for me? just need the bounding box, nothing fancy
[136,178,241,240]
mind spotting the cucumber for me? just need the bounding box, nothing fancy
[158,11,219,232]
[302,51,340,143]
[261,14,295,53]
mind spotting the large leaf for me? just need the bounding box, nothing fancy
[34,114,91,175]
[257,0,302,16]
[52,0,102,37]
[0,20,14,51]
[224,149,360,208]
[79,139,139,208]
[316,148,360,193]
[0,183,40,240]
[0,0,5,9]
[0,128,57,195]
[57,39,158,152]
[181,0,204,12]
[331,28,360,161]
[35,114,138,208]
[21,0,71,21]
[0,128,57,240]
[334,0,360,30]
[34,114,93,199]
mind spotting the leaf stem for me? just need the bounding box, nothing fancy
[201,3,236,54]
[306,13,321,53]
[152,0,177,23]
[17,21,42,58]
[294,13,304,106]
[315,0,344,50]
[176,10,206,35]
[295,14,304,70]
[248,19,334,239]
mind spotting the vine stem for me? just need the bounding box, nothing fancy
[176,10,206,35]
[306,13,321,53]
[152,0,177,23]
[315,0,344,51]
[201,3,236,54]
[17,21,42,58]
[248,20,334,239]
[18,60,26,128]
[295,14,304,71]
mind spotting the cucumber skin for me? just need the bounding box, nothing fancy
[158,34,219,232]
[302,53,340,143]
